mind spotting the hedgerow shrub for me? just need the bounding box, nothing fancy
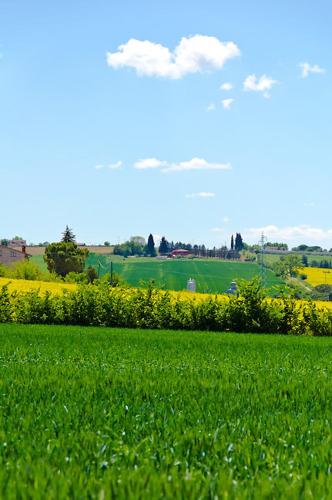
[0,279,331,336]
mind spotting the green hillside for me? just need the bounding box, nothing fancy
[87,254,283,293]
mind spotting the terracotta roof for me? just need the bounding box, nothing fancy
[0,245,31,257]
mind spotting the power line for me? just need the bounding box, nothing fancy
[258,233,267,285]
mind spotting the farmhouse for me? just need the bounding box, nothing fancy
[0,245,29,265]
[170,249,191,258]
[8,239,27,248]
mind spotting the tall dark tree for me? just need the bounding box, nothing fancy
[62,225,76,243]
[231,235,234,250]
[159,237,169,255]
[147,234,156,256]
[235,233,244,251]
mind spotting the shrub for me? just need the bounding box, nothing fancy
[0,280,331,336]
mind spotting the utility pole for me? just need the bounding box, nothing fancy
[258,233,267,285]
[110,260,113,285]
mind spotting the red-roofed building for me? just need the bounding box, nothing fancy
[170,249,191,258]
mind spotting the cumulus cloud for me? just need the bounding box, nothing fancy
[245,225,332,244]
[185,192,216,199]
[243,74,278,97]
[299,62,326,78]
[106,35,240,79]
[95,161,123,170]
[133,158,168,169]
[220,82,233,91]
[133,156,231,173]
[222,98,234,109]
[163,157,231,173]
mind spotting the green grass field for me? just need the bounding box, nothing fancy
[86,254,283,293]
[263,252,332,267]
[30,254,48,271]
[0,324,332,498]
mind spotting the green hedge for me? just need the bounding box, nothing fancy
[0,280,331,336]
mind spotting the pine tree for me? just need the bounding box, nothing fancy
[62,226,76,243]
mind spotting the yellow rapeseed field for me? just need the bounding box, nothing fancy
[302,267,332,287]
[0,277,331,311]
[0,277,76,295]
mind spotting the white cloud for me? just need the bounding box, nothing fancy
[222,98,234,109]
[95,161,122,170]
[299,62,326,78]
[185,192,216,199]
[106,35,240,79]
[211,227,224,233]
[243,74,278,98]
[206,103,216,112]
[245,225,332,244]
[133,158,168,169]
[223,216,230,223]
[133,156,231,173]
[163,157,231,173]
[108,161,123,169]
[220,82,233,91]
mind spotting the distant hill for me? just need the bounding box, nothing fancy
[86,254,283,294]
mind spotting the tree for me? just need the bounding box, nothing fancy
[147,234,156,256]
[113,239,144,257]
[130,236,146,246]
[231,235,234,250]
[235,233,244,251]
[273,255,302,279]
[0,239,9,246]
[301,254,308,267]
[62,225,76,243]
[159,237,169,255]
[86,266,98,283]
[44,241,88,277]
[104,241,110,247]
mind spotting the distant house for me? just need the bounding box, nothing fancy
[0,245,29,265]
[170,249,191,258]
[8,239,27,248]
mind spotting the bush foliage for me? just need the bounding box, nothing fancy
[0,279,331,335]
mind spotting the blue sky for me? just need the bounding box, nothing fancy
[1,0,331,248]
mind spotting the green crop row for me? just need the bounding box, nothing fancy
[0,279,331,335]
[1,324,332,499]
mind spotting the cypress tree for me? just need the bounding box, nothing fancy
[159,237,169,255]
[147,234,156,256]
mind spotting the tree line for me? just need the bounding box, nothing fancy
[113,233,246,259]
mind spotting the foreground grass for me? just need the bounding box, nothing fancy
[0,325,332,498]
